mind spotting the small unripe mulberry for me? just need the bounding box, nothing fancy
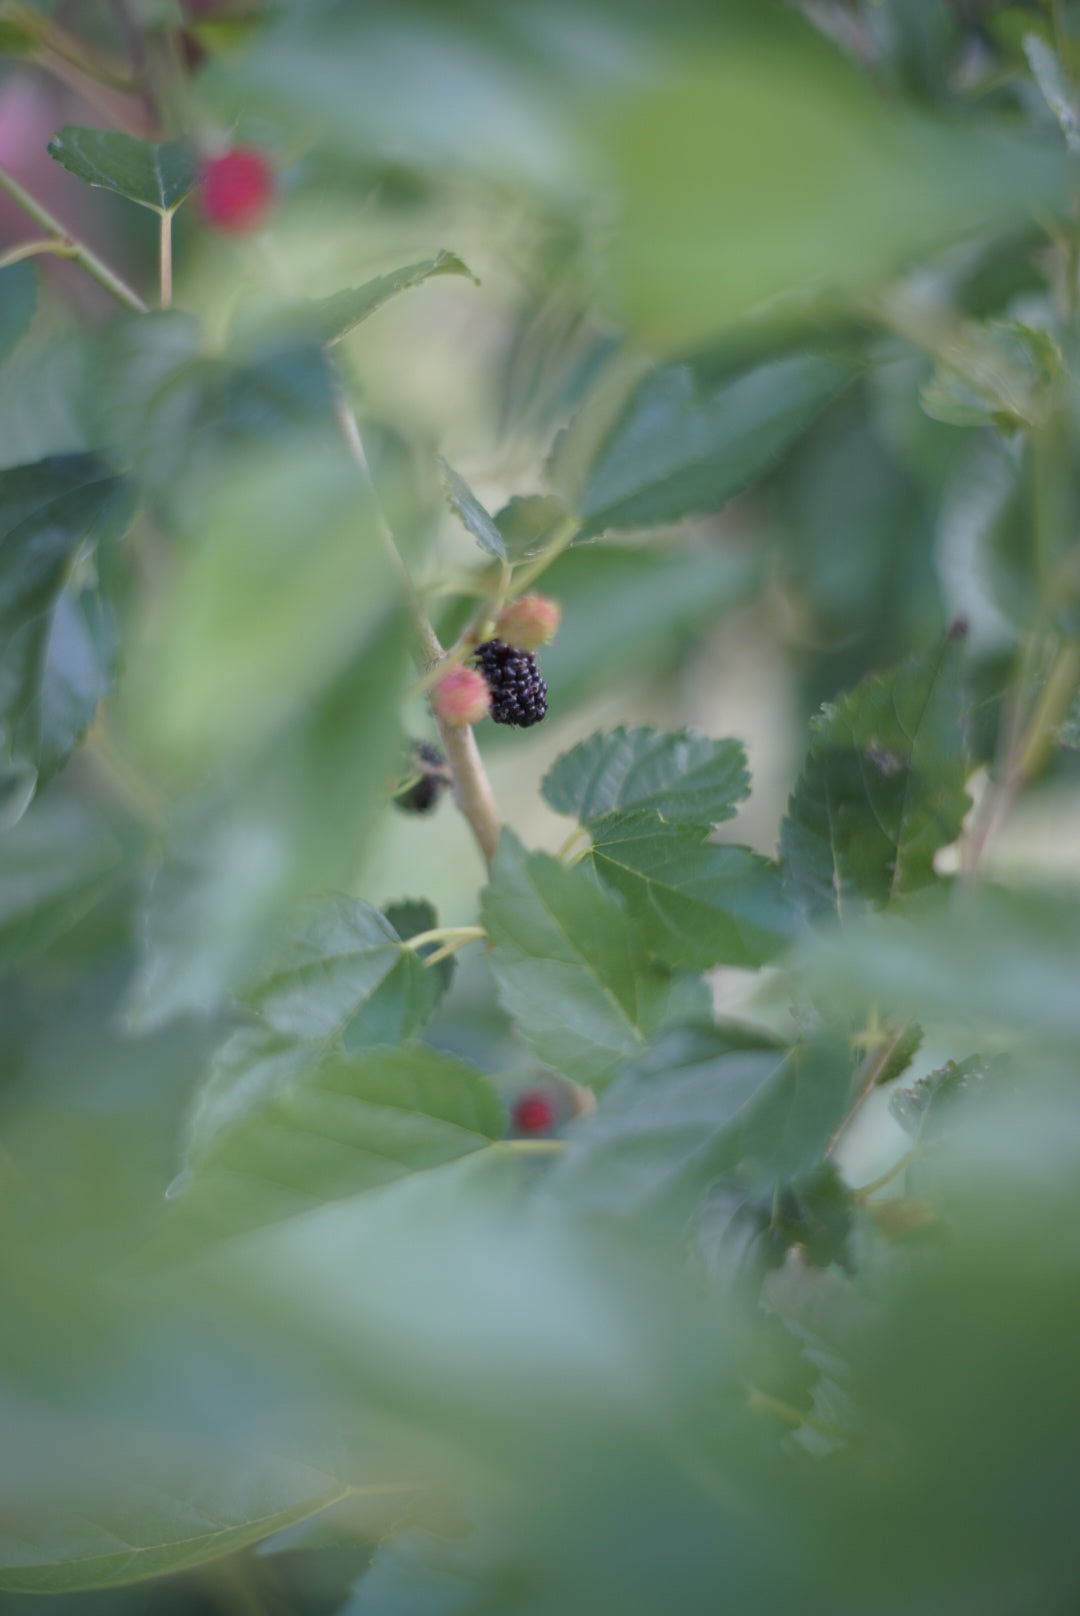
[200,147,275,233]
[432,664,491,728]
[495,593,561,652]
[513,1089,556,1134]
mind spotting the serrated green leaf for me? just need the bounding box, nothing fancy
[0,455,135,783]
[0,795,120,971]
[543,1025,851,1230]
[0,261,37,368]
[438,458,505,559]
[588,813,795,971]
[481,830,680,1088]
[301,251,476,345]
[542,726,748,828]
[47,125,197,212]
[241,893,446,1051]
[553,352,854,536]
[889,1054,995,1142]
[384,897,456,997]
[780,632,970,922]
[176,1035,503,1229]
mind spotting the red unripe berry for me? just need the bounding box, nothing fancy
[200,147,275,234]
[513,1089,556,1134]
[495,593,561,652]
[431,664,490,728]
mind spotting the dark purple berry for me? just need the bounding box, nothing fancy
[473,639,547,729]
[394,742,448,814]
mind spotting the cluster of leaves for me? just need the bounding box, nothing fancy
[3,3,1080,1615]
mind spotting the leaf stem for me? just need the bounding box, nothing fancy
[827,1022,913,1157]
[402,925,486,953]
[0,236,78,270]
[159,207,173,310]
[332,387,503,869]
[0,163,147,311]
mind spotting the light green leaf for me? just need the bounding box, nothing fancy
[494,493,568,562]
[0,455,135,783]
[303,251,476,345]
[47,125,197,212]
[553,351,855,535]
[0,1444,350,1594]
[126,610,410,1029]
[176,1036,504,1229]
[130,435,396,770]
[241,892,447,1051]
[543,1025,851,1228]
[599,13,1069,347]
[0,261,37,368]
[542,726,748,828]
[481,830,679,1088]
[438,458,506,559]
[0,795,120,971]
[779,631,970,922]
[889,1054,995,1143]
[589,813,795,971]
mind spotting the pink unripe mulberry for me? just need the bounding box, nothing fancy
[432,664,490,727]
[200,148,275,234]
[495,594,561,652]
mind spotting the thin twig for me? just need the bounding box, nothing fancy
[827,1022,912,1158]
[0,236,77,270]
[0,163,147,311]
[332,387,503,868]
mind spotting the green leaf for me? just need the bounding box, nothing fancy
[481,830,681,1088]
[342,1532,487,1616]
[0,795,120,971]
[794,882,1080,1044]
[384,897,456,997]
[494,493,568,562]
[523,541,759,719]
[599,12,1069,348]
[553,351,855,535]
[241,893,447,1052]
[0,261,37,368]
[301,251,477,345]
[0,1448,350,1594]
[543,1025,851,1230]
[438,457,506,559]
[126,610,410,1029]
[175,1036,504,1229]
[47,125,197,212]
[588,813,795,971]
[780,631,971,922]
[889,1053,995,1142]
[542,726,748,828]
[0,455,135,783]
[130,435,396,770]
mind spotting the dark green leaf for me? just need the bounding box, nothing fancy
[0,796,120,971]
[589,812,795,971]
[553,352,855,535]
[175,1036,503,1229]
[47,126,197,212]
[301,251,476,345]
[241,893,447,1052]
[0,455,135,782]
[0,261,37,368]
[544,1025,851,1229]
[780,631,971,921]
[385,897,456,997]
[438,457,506,559]
[481,830,681,1088]
[542,726,748,828]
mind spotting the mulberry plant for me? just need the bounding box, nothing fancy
[0,6,1080,1616]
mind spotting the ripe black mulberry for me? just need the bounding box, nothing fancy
[473,639,548,728]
